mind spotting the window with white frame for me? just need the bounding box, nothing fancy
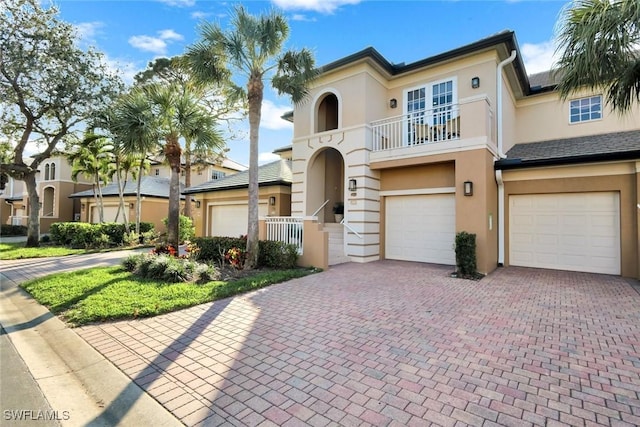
[570,95,602,123]
[404,77,458,144]
[211,170,226,180]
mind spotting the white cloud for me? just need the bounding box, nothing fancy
[158,29,184,41]
[128,29,185,55]
[104,56,141,86]
[74,21,104,45]
[522,39,559,75]
[272,0,361,14]
[129,35,168,55]
[157,0,195,7]
[258,152,281,164]
[260,100,293,131]
[291,14,317,22]
[191,11,211,19]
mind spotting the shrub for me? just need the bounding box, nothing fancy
[162,215,195,244]
[225,247,246,269]
[0,224,27,236]
[122,252,217,284]
[192,236,247,264]
[258,240,299,269]
[50,222,155,247]
[455,231,477,276]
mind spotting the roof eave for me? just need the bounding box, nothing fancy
[183,180,291,195]
[495,150,640,170]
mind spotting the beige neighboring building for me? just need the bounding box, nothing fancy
[284,30,639,277]
[150,156,247,187]
[1,154,91,233]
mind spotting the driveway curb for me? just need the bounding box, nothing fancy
[0,255,183,427]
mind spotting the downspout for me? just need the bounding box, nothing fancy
[495,50,517,266]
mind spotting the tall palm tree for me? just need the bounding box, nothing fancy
[185,5,318,268]
[68,134,114,223]
[556,0,640,113]
[112,83,224,248]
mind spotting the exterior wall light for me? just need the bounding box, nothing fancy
[269,196,276,206]
[464,181,473,196]
[129,203,134,209]
[471,77,480,89]
[195,200,201,208]
[389,98,397,109]
[348,179,357,192]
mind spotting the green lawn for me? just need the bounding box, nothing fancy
[22,266,317,326]
[0,242,86,259]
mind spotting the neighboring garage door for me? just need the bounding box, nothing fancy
[509,192,620,275]
[385,194,456,265]
[91,205,124,223]
[210,203,268,237]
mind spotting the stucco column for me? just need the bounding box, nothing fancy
[636,162,640,279]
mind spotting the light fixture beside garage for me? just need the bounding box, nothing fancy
[348,179,357,192]
[269,196,276,206]
[195,200,201,208]
[464,181,473,196]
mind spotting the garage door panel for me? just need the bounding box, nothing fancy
[210,203,267,237]
[509,193,620,275]
[385,194,455,265]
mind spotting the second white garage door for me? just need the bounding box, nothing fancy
[210,203,268,237]
[509,192,620,274]
[385,194,456,265]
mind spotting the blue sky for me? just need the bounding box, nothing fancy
[56,0,569,166]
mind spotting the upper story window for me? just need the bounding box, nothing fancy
[570,95,602,123]
[211,170,226,180]
[316,92,339,133]
[43,162,56,180]
[155,168,160,176]
[404,77,458,144]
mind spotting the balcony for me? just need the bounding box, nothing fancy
[369,97,494,164]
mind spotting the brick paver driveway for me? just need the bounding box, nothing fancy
[77,261,640,426]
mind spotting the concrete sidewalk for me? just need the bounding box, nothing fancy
[0,251,182,427]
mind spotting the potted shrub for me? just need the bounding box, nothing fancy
[333,202,344,223]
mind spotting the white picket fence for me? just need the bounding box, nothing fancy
[264,217,304,254]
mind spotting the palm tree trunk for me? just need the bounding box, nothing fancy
[244,74,263,269]
[95,170,105,223]
[183,143,192,219]
[135,158,144,235]
[165,135,182,249]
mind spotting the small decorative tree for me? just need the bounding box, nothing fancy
[455,231,478,277]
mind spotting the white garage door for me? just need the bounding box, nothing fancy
[91,205,125,223]
[210,203,268,237]
[385,194,456,265]
[509,192,620,274]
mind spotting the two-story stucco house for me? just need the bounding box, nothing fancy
[283,30,639,278]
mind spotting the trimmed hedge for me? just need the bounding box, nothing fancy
[192,236,299,269]
[50,222,155,248]
[0,224,28,236]
[455,231,477,276]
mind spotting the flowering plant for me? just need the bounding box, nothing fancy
[225,247,246,269]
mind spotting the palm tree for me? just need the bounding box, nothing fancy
[68,134,114,223]
[556,0,640,113]
[112,83,224,248]
[185,5,318,268]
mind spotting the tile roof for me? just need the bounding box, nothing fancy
[528,70,560,90]
[69,176,184,199]
[183,159,292,194]
[499,130,640,168]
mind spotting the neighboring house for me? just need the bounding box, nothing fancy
[0,154,92,233]
[69,176,186,233]
[150,156,247,187]
[184,159,292,238]
[282,30,639,277]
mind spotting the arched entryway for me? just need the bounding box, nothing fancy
[306,147,344,223]
[42,186,55,217]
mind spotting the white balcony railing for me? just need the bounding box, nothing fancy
[265,216,304,254]
[371,106,461,151]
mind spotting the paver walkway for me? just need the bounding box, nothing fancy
[76,262,640,426]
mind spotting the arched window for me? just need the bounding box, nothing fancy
[44,164,50,180]
[43,186,55,217]
[316,93,339,133]
[50,163,56,180]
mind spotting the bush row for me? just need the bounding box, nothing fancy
[50,222,154,248]
[191,236,299,269]
[0,224,28,236]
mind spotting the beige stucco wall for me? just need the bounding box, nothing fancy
[510,90,640,151]
[503,161,639,278]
